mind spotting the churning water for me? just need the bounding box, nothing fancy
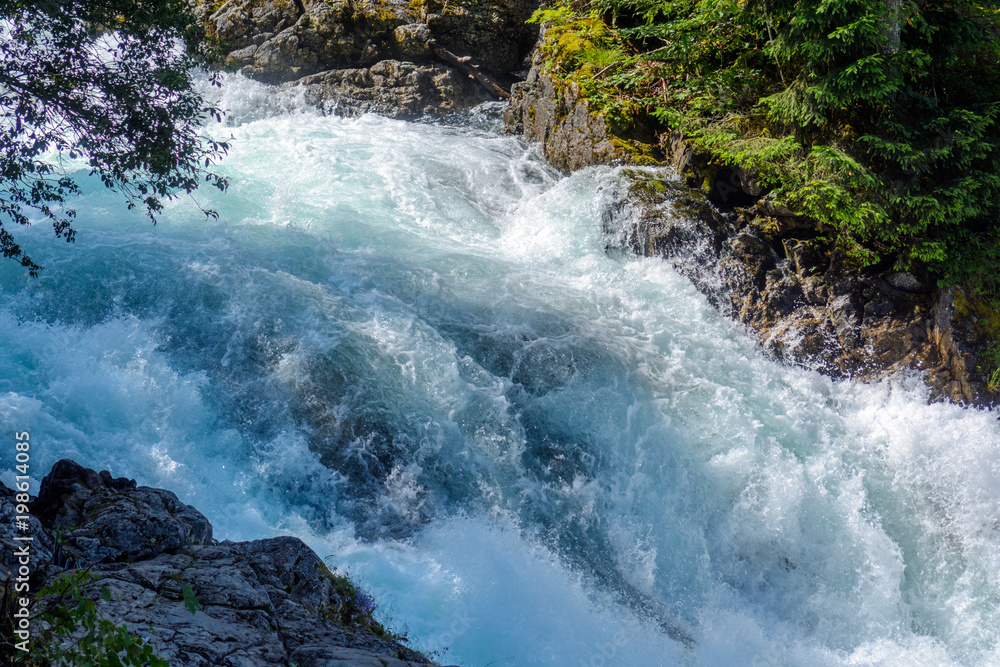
[1,75,998,666]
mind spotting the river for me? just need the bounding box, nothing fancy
[1,74,998,666]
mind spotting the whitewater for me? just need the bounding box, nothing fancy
[1,75,998,666]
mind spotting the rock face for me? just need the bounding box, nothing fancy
[5,460,440,667]
[296,59,484,118]
[197,0,537,117]
[604,170,991,404]
[504,50,656,171]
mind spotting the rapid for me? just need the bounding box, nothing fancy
[1,75,998,666]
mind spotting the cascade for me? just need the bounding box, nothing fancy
[1,75,998,666]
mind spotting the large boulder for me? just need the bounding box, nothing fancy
[32,459,212,566]
[5,460,444,666]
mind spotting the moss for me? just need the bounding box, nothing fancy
[954,288,1000,390]
[198,0,230,15]
[622,170,678,205]
[747,215,781,242]
[610,136,659,166]
[698,162,724,195]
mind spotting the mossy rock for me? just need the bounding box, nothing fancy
[610,137,660,166]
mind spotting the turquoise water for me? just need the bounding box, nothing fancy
[1,75,998,666]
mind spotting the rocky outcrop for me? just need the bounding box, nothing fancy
[296,59,484,118]
[197,0,537,117]
[3,460,442,667]
[605,170,992,404]
[408,0,537,79]
[504,50,657,171]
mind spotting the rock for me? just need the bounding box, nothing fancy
[200,0,536,86]
[196,0,537,118]
[604,171,730,306]
[393,22,433,59]
[726,232,775,290]
[7,461,444,667]
[596,171,993,400]
[291,59,486,118]
[506,34,993,405]
[413,0,537,77]
[782,238,824,277]
[886,271,921,292]
[204,0,405,83]
[0,482,56,582]
[504,51,657,171]
[32,459,212,566]
[87,540,433,666]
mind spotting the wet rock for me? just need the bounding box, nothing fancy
[863,299,895,319]
[726,232,775,290]
[598,171,993,401]
[291,59,486,118]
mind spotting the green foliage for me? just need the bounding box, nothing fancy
[529,5,620,76]
[534,0,1000,293]
[530,0,1000,381]
[182,584,199,616]
[30,571,169,667]
[0,0,229,275]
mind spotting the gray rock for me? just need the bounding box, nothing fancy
[201,0,535,85]
[393,23,433,59]
[86,539,435,666]
[203,0,409,83]
[292,59,487,118]
[4,461,445,666]
[34,459,211,566]
[414,0,537,77]
[886,271,921,292]
[0,482,56,582]
[505,56,636,171]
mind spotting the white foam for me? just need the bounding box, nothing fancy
[1,74,998,665]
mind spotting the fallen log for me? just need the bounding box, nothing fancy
[430,42,510,100]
